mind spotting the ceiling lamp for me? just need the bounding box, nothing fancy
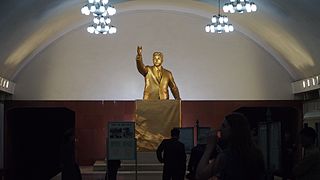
[81,0,117,35]
[223,0,257,13]
[205,0,234,34]
[87,17,117,34]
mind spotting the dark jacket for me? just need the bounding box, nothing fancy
[156,138,186,172]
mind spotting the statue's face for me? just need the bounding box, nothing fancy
[153,54,163,67]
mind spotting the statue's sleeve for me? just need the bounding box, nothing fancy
[168,72,181,100]
[136,55,148,76]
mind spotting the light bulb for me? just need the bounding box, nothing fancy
[217,24,222,30]
[93,17,99,24]
[205,25,210,32]
[102,0,109,5]
[100,17,105,23]
[225,26,230,32]
[106,17,111,24]
[107,6,116,16]
[212,16,217,23]
[251,3,257,11]
[223,17,228,23]
[90,5,96,12]
[81,6,89,15]
[229,25,234,32]
[109,26,117,34]
[87,26,95,33]
[245,4,251,12]
[102,11,107,17]
[236,4,242,11]
[99,6,105,12]
[210,25,215,33]
[223,5,229,13]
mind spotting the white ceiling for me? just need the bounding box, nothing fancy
[0,0,319,81]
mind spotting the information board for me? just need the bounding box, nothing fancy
[107,122,136,160]
[179,127,194,153]
[197,127,211,144]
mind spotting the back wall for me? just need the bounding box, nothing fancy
[12,10,293,100]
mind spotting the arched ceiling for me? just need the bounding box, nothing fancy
[0,0,319,81]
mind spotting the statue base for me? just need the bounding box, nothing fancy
[135,100,181,151]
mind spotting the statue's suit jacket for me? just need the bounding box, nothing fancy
[136,59,180,100]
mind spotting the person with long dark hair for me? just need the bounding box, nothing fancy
[292,127,320,180]
[196,113,265,180]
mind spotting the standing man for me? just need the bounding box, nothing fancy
[105,160,121,180]
[136,46,181,100]
[156,128,186,180]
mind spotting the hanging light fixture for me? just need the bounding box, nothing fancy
[81,0,117,35]
[223,0,257,14]
[205,0,234,34]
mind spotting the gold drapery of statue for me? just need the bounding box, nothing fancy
[135,100,181,151]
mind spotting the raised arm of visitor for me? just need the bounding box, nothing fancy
[196,133,223,180]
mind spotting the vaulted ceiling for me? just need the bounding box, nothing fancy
[0,0,319,81]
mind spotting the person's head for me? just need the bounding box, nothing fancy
[171,128,180,138]
[300,127,317,148]
[153,52,163,67]
[219,112,252,149]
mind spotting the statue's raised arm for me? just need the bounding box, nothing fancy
[136,46,147,76]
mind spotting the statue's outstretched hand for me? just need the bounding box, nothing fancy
[137,46,142,56]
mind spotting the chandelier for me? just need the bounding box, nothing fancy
[205,0,234,34]
[81,0,117,35]
[223,0,257,13]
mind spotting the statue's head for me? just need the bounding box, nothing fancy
[153,52,163,67]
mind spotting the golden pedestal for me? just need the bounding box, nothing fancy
[135,100,181,151]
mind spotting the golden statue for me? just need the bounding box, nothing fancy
[136,46,181,100]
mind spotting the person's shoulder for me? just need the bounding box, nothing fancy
[161,138,171,143]
[177,140,185,147]
[163,68,172,74]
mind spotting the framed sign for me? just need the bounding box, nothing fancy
[179,127,194,153]
[197,127,211,144]
[107,122,136,160]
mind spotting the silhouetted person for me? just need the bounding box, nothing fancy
[292,127,320,180]
[186,136,206,180]
[61,129,82,180]
[196,113,265,180]
[105,160,121,180]
[281,131,296,180]
[156,128,186,180]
